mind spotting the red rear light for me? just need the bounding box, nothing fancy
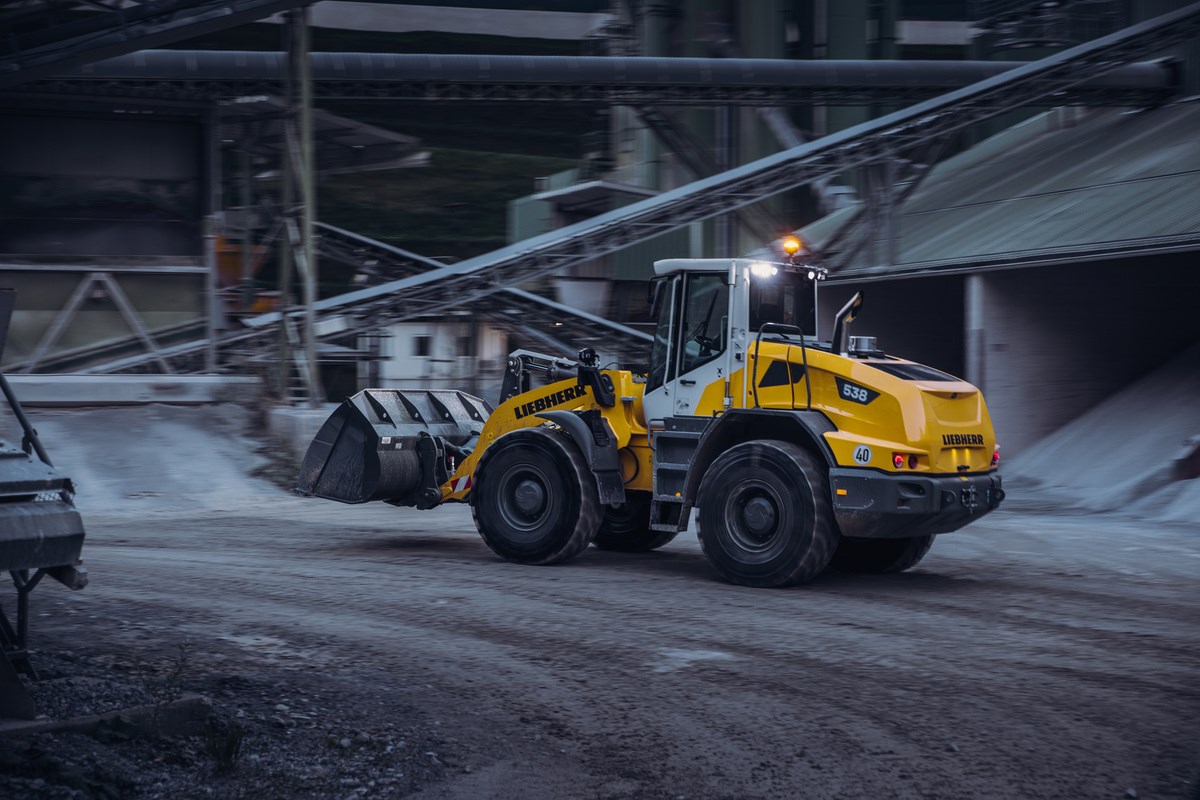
[893,453,905,469]
[992,450,1000,466]
[908,454,918,469]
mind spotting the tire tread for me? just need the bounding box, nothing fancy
[470,427,601,565]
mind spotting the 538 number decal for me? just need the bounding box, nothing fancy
[835,377,879,406]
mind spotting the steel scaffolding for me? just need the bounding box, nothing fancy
[81,1,1200,374]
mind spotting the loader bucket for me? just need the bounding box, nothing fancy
[298,388,492,505]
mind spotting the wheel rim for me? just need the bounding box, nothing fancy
[723,479,786,553]
[496,464,554,534]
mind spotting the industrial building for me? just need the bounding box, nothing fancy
[0,0,1197,460]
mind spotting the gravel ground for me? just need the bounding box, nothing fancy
[3,631,453,800]
[1,406,1198,799]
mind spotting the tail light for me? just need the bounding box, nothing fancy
[893,453,905,469]
[992,449,1001,467]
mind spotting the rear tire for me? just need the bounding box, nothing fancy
[471,427,601,565]
[831,535,934,574]
[696,440,835,587]
[593,492,678,552]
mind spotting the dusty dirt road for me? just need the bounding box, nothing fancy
[9,489,1199,800]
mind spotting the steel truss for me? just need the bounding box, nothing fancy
[633,106,785,245]
[88,2,1200,374]
[18,52,1177,106]
[78,223,652,375]
[316,223,652,362]
[0,0,313,89]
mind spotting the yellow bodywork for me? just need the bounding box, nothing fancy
[441,343,997,502]
[441,371,654,501]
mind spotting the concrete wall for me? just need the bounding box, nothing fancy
[0,113,203,257]
[967,255,1200,456]
[824,254,1200,458]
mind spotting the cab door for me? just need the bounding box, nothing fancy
[641,272,731,423]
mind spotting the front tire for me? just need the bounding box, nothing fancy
[471,427,601,565]
[593,492,678,552]
[831,535,934,574]
[696,440,835,587]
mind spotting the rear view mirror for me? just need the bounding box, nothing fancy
[647,278,667,318]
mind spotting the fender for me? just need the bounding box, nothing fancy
[679,408,836,525]
[536,410,626,506]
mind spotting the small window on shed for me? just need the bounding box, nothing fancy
[413,335,432,357]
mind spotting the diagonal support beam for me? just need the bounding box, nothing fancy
[635,105,786,246]
[819,134,955,271]
[20,272,173,374]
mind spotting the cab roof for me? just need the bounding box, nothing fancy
[653,258,753,276]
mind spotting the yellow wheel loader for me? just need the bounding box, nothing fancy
[298,252,1004,587]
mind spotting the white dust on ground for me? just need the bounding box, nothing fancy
[20,403,291,515]
[11,349,1199,528]
[1007,342,1200,526]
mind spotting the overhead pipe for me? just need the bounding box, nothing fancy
[61,50,1178,96]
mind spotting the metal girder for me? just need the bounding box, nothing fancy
[315,223,652,361]
[15,52,1179,106]
[3,318,206,374]
[316,221,448,282]
[634,106,784,246]
[77,222,652,374]
[817,135,954,272]
[18,271,172,374]
[0,0,314,89]
[479,289,652,363]
[83,3,1200,374]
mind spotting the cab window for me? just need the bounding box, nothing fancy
[749,271,815,335]
[679,273,728,375]
[646,276,679,392]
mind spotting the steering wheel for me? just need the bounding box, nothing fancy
[686,322,719,356]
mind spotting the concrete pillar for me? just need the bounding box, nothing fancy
[965,272,985,389]
[204,107,221,374]
[636,0,674,189]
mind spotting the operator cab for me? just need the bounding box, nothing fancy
[643,250,825,421]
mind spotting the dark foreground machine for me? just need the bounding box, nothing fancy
[0,289,87,719]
